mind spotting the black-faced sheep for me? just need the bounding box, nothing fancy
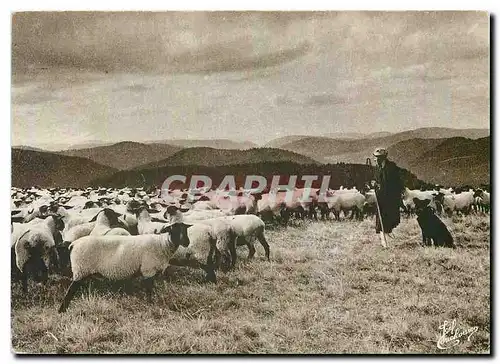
[58,221,192,313]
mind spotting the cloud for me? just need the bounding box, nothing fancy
[11,11,490,147]
[170,41,312,74]
[12,12,314,75]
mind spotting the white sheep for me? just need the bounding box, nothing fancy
[181,217,235,273]
[63,208,103,231]
[219,214,270,264]
[11,215,63,292]
[63,222,96,243]
[134,205,169,235]
[164,208,227,222]
[88,208,131,236]
[326,190,366,220]
[165,209,220,282]
[58,221,192,313]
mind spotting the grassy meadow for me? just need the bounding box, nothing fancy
[11,213,490,354]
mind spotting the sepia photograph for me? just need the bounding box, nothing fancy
[10,10,490,354]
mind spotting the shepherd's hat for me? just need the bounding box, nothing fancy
[373,147,388,157]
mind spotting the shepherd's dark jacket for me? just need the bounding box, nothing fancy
[375,159,404,233]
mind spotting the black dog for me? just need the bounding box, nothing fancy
[413,198,455,248]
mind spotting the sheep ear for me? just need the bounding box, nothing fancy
[89,212,100,222]
[164,205,178,218]
[159,225,171,234]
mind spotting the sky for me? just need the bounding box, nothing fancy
[11,11,490,148]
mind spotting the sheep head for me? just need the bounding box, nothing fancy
[160,222,192,247]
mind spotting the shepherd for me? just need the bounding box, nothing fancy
[372,147,404,247]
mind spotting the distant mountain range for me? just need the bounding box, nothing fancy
[276,127,490,164]
[14,138,257,152]
[59,141,183,170]
[138,147,318,169]
[392,137,490,187]
[11,127,490,188]
[146,139,257,150]
[263,132,393,148]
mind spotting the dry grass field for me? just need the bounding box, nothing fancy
[11,213,490,354]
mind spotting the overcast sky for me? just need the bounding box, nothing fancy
[11,11,489,148]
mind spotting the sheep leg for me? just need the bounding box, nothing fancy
[20,261,31,294]
[21,272,28,294]
[142,277,155,303]
[256,232,270,261]
[204,268,217,283]
[247,242,256,260]
[203,244,217,283]
[229,239,237,269]
[58,280,83,313]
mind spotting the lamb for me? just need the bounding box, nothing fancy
[58,221,192,313]
[219,214,270,264]
[11,215,64,293]
[89,208,131,236]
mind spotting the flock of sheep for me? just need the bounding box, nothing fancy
[11,183,490,313]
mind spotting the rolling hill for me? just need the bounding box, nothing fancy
[264,132,394,148]
[386,138,449,170]
[11,148,116,188]
[147,139,257,150]
[11,145,49,153]
[58,141,183,170]
[136,147,319,169]
[264,135,313,149]
[403,137,490,187]
[279,127,490,164]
